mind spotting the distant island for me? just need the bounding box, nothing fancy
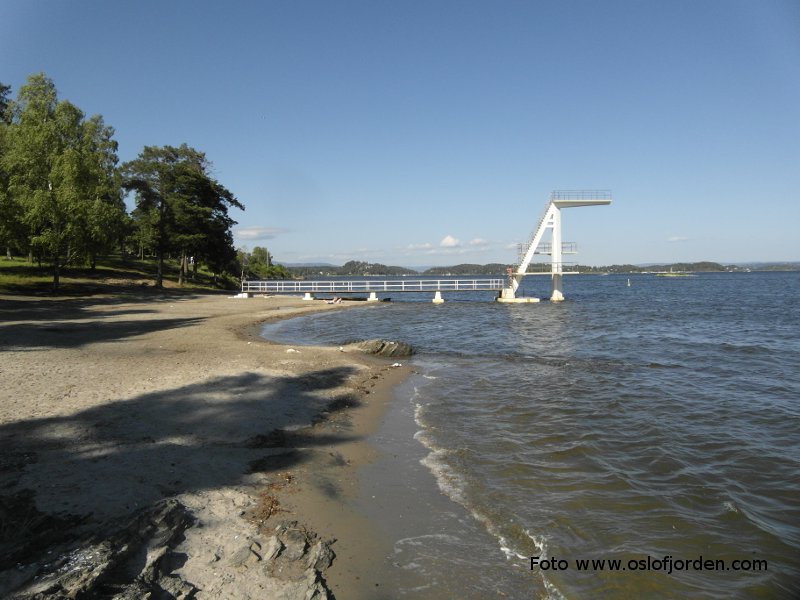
[280,260,800,278]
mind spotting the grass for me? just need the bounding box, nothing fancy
[0,255,239,296]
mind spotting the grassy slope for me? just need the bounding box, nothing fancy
[0,256,238,296]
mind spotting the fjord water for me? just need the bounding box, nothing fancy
[262,272,800,599]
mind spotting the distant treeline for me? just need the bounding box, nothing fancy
[282,261,799,278]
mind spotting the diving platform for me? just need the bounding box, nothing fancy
[498,190,611,303]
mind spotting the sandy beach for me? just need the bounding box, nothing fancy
[0,292,412,598]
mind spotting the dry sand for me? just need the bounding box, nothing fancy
[0,292,411,598]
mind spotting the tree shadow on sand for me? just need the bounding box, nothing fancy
[0,295,218,351]
[0,367,362,589]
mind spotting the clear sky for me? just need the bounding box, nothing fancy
[2,0,799,266]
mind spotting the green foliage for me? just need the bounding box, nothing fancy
[0,73,243,291]
[0,74,124,287]
[238,246,290,279]
[121,144,243,287]
[0,82,11,124]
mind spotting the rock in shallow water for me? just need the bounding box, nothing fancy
[347,339,415,357]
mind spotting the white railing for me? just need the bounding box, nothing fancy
[550,189,612,201]
[242,278,506,294]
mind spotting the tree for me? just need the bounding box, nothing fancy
[0,82,11,124]
[75,115,125,269]
[251,246,272,268]
[239,246,289,279]
[0,81,16,258]
[4,74,72,286]
[122,144,243,287]
[2,74,123,287]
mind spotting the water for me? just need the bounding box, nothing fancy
[262,272,800,599]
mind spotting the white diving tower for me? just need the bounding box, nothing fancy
[497,190,612,303]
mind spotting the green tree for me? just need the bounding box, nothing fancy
[251,246,272,268]
[239,246,289,279]
[3,74,123,287]
[122,144,243,287]
[4,74,73,286]
[75,115,125,269]
[0,82,11,124]
[0,81,16,258]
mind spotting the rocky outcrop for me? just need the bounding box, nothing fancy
[7,498,196,599]
[5,502,336,600]
[346,339,415,357]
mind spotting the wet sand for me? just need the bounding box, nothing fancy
[0,292,411,598]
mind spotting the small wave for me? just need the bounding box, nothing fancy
[498,536,527,561]
[645,362,683,369]
[394,533,463,550]
[420,449,468,506]
[413,402,426,426]
[525,529,549,557]
[719,342,770,354]
[523,530,568,600]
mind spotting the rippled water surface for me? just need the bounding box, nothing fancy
[263,273,800,599]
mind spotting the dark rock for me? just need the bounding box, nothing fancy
[348,339,414,357]
[5,499,198,599]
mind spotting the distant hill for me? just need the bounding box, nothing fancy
[281,260,798,279]
[423,263,511,276]
[278,262,337,268]
[287,260,417,277]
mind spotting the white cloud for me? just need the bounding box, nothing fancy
[667,235,689,243]
[235,226,288,241]
[407,242,434,250]
[440,235,461,248]
[469,238,489,247]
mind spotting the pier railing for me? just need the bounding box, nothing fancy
[241,278,505,294]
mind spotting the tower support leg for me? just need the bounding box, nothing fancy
[551,274,564,302]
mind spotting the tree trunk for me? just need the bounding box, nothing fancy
[52,254,60,292]
[156,246,164,288]
[178,250,186,286]
[5,247,11,260]
[90,252,97,271]
[192,258,197,280]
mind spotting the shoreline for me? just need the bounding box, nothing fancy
[0,292,412,598]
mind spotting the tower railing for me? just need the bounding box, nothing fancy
[550,190,612,201]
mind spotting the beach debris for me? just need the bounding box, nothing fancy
[286,348,300,353]
[391,362,403,367]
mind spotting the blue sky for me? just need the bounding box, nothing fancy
[2,0,799,266]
